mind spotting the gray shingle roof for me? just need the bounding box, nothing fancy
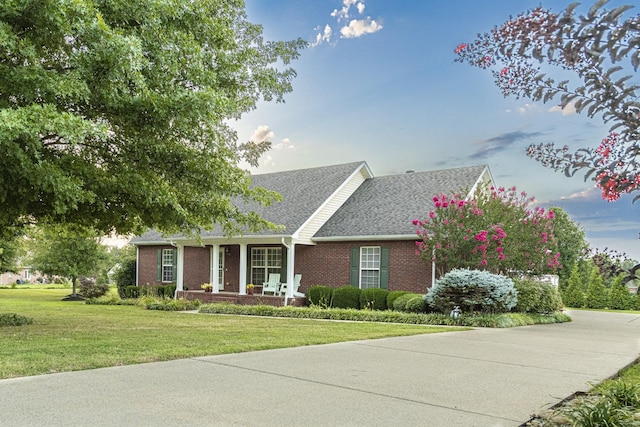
[132,161,366,242]
[314,164,489,238]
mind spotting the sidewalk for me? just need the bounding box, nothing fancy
[0,310,638,426]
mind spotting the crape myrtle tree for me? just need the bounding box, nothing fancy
[0,0,306,237]
[414,185,560,277]
[454,0,639,203]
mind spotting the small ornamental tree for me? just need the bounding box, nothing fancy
[414,185,560,277]
[454,1,640,203]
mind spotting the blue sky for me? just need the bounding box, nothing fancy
[237,0,640,261]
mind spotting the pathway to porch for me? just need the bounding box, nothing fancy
[178,291,306,307]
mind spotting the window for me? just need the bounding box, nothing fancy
[251,247,282,284]
[350,246,389,289]
[161,249,175,282]
[360,247,381,289]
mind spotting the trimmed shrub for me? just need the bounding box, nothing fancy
[306,285,333,307]
[125,285,139,299]
[537,283,563,314]
[404,295,427,313]
[165,284,177,298]
[156,285,166,298]
[114,259,136,299]
[360,288,389,310]
[387,291,410,311]
[513,278,563,314]
[78,276,110,299]
[425,269,517,314]
[0,313,34,327]
[331,286,361,309]
[392,293,423,312]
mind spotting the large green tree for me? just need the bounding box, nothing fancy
[548,207,588,284]
[454,0,639,202]
[0,0,305,236]
[29,224,108,299]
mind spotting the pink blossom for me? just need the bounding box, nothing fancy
[454,43,467,54]
[498,253,506,261]
[480,259,488,266]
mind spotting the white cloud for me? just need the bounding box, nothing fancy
[273,138,295,150]
[250,125,274,143]
[310,24,333,47]
[549,102,576,116]
[313,0,380,46]
[340,17,383,38]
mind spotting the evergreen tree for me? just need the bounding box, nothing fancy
[609,275,634,310]
[563,265,585,308]
[585,267,608,309]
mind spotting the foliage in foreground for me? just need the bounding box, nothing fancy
[0,0,305,236]
[198,303,570,328]
[455,1,640,203]
[528,361,640,426]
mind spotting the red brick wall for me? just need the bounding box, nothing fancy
[183,247,210,289]
[137,245,173,286]
[295,240,432,294]
[138,240,432,294]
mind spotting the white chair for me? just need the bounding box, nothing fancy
[261,273,280,296]
[279,274,303,297]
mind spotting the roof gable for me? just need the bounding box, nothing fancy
[314,165,491,239]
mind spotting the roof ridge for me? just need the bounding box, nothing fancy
[252,161,366,177]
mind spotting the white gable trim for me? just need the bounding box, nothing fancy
[293,162,373,241]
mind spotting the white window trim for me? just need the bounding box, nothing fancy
[359,246,381,289]
[161,248,174,283]
[250,247,282,284]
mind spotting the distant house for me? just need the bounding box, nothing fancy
[131,161,494,297]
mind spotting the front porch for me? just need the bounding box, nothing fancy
[178,290,306,307]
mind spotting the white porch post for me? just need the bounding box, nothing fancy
[176,245,184,292]
[239,243,247,295]
[210,244,220,293]
[286,242,295,298]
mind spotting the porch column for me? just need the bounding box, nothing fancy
[210,244,220,293]
[176,244,184,292]
[239,243,247,294]
[285,242,295,298]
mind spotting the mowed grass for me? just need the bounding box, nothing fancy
[0,289,457,379]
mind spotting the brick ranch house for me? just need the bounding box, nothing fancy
[131,161,494,302]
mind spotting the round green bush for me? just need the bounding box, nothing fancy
[426,269,517,314]
[307,285,333,307]
[404,295,427,313]
[360,288,389,310]
[331,286,361,309]
[387,291,410,310]
[392,293,423,312]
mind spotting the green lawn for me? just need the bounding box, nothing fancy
[0,289,455,379]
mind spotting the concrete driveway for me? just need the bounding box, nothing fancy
[0,310,638,426]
